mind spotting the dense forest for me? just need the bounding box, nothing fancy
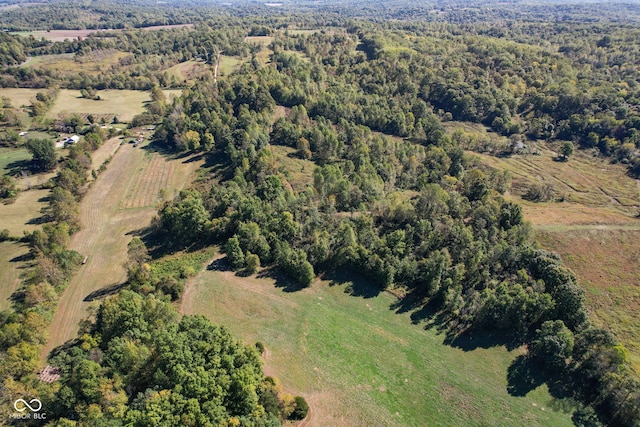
[0,0,639,426]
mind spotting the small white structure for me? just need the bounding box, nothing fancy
[19,131,28,136]
[65,135,80,145]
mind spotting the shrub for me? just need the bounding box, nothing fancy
[289,396,309,420]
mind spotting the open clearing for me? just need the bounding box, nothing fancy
[42,142,203,358]
[218,55,242,76]
[182,261,572,427]
[22,50,130,75]
[0,241,30,311]
[0,88,42,108]
[48,89,149,122]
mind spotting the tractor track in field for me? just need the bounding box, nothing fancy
[43,143,202,359]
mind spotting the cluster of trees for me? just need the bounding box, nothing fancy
[46,290,303,425]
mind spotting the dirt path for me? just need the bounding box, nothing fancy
[214,51,224,83]
[43,144,202,359]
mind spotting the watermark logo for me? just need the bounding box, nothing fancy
[14,399,42,413]
[9,398,46,420]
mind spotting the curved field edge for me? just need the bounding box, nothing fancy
[182,258,573,427]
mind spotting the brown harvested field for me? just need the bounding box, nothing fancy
[0,241,30,311]
[16,24,194,42]
[42,142,203,358]
[0,188,50,235]
[536,229,640,373]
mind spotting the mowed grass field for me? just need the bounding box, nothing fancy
[0,88,42,108]
[48,89,149,123]
[182,260,573,427]
[0,147,31,174]
[0,241,30,311]
[0,188,50,235]
[43,141,203,359]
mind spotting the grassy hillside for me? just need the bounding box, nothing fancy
[182,257,573,427]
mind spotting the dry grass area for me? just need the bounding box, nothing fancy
[23,50,129,75]
[120,150,174,209]
[536,229,640,373]
[271,145,315,192]
[0,241,30,311]
[90,136,122,172]
[0,188,50,235]
[17,24,194,42]
[48,89,149,122]
[467,132,640,375]
[472,146,639,215]
[163,60,207,83]
[42,142,203,358]
[0,88,42,108]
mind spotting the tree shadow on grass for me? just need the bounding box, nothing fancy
[507,355,545,396]
[83,282,127,302]
[258,268,308,293]
[207,257,231,272]
[448,329,519,352]
[325,269,381,298]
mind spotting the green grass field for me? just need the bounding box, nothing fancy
[0,188,50,234]
[182,261,573,427]
[0,147,31,174]
[218,56,241,76]
[0,241,29,311]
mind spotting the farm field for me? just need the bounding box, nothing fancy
[0,241,30,312]
[15,24,194,42]
[182,258,573,427]
[0,88,42,109]
[47,89,149,123]
[0,188,49,235]
[42,141,203,358]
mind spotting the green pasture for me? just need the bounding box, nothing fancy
[184,264,574,427]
